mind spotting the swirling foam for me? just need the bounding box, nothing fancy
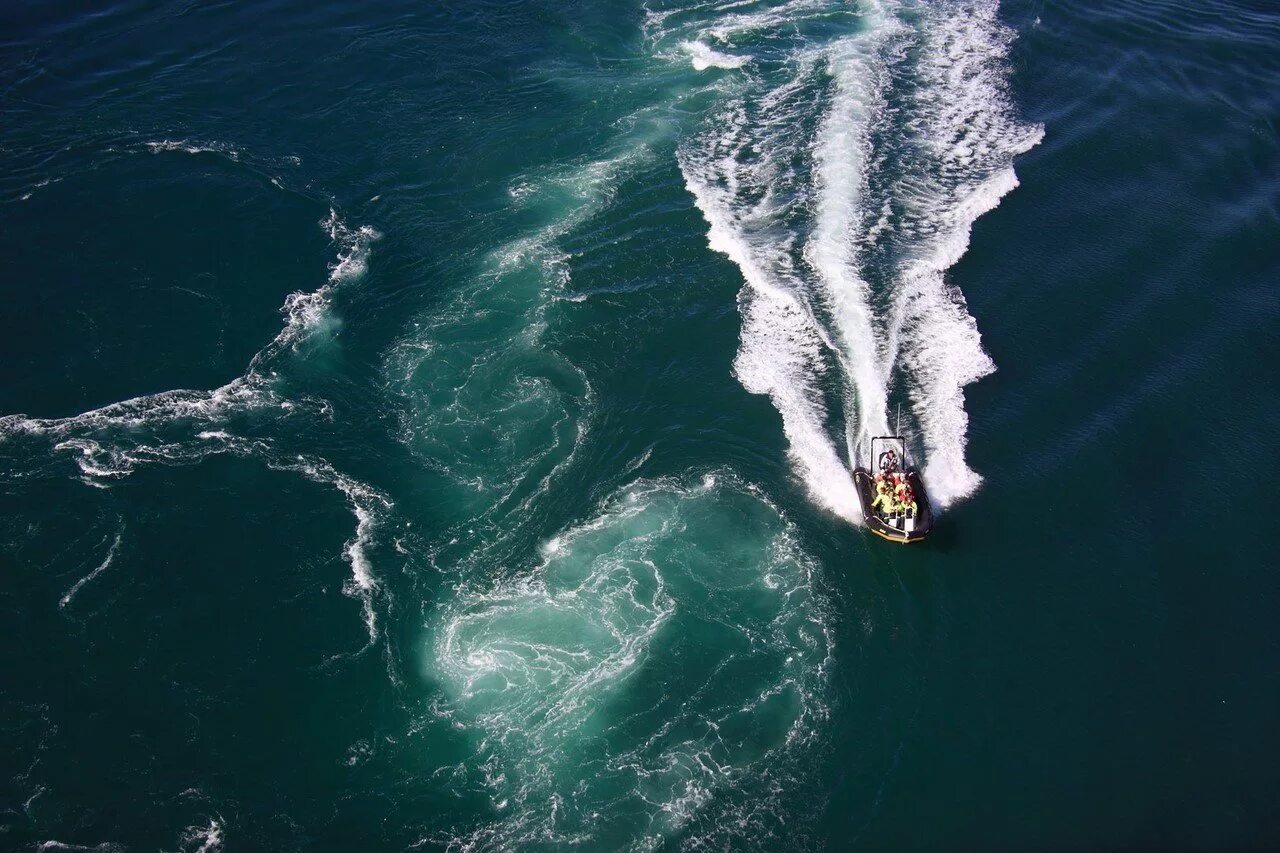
[383,142,669,528]
[424,474,833,851]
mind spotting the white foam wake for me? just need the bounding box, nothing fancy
[674,4,904,521]
[663,0,1041,514]
[806,14,901,456]
[888,0,1044,504]
[681,159,863,521]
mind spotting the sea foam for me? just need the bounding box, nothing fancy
[59,525,124,609]
[680,40,749,70]
[0,203,388,638]
[668,0,1041,515]
[424,474,833,851]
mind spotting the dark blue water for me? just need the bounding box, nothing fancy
[2,0,1278,849]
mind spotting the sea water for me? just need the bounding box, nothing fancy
[1,0,1278,849]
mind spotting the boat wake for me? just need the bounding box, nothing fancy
[657,0,1042,513]
[396,3,1041,844]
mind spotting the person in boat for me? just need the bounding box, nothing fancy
[872,479,894,514]
[878,449,899,474]
[895,483,910,517]
[900,486,917,517]
[893,478,908,503]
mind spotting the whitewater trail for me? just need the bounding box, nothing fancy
[410,6,1045,834]
[658,0,1042,516]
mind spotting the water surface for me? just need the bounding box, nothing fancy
[1,0,1278,849]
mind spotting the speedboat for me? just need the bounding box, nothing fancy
[853,436,934,544]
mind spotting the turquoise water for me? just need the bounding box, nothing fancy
[2,0,1278,849]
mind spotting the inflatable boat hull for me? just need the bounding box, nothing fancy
[853,467,934,544]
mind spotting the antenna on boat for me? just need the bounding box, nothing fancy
[895,403,904,466]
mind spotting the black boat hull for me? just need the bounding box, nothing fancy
[853,467,934,544]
